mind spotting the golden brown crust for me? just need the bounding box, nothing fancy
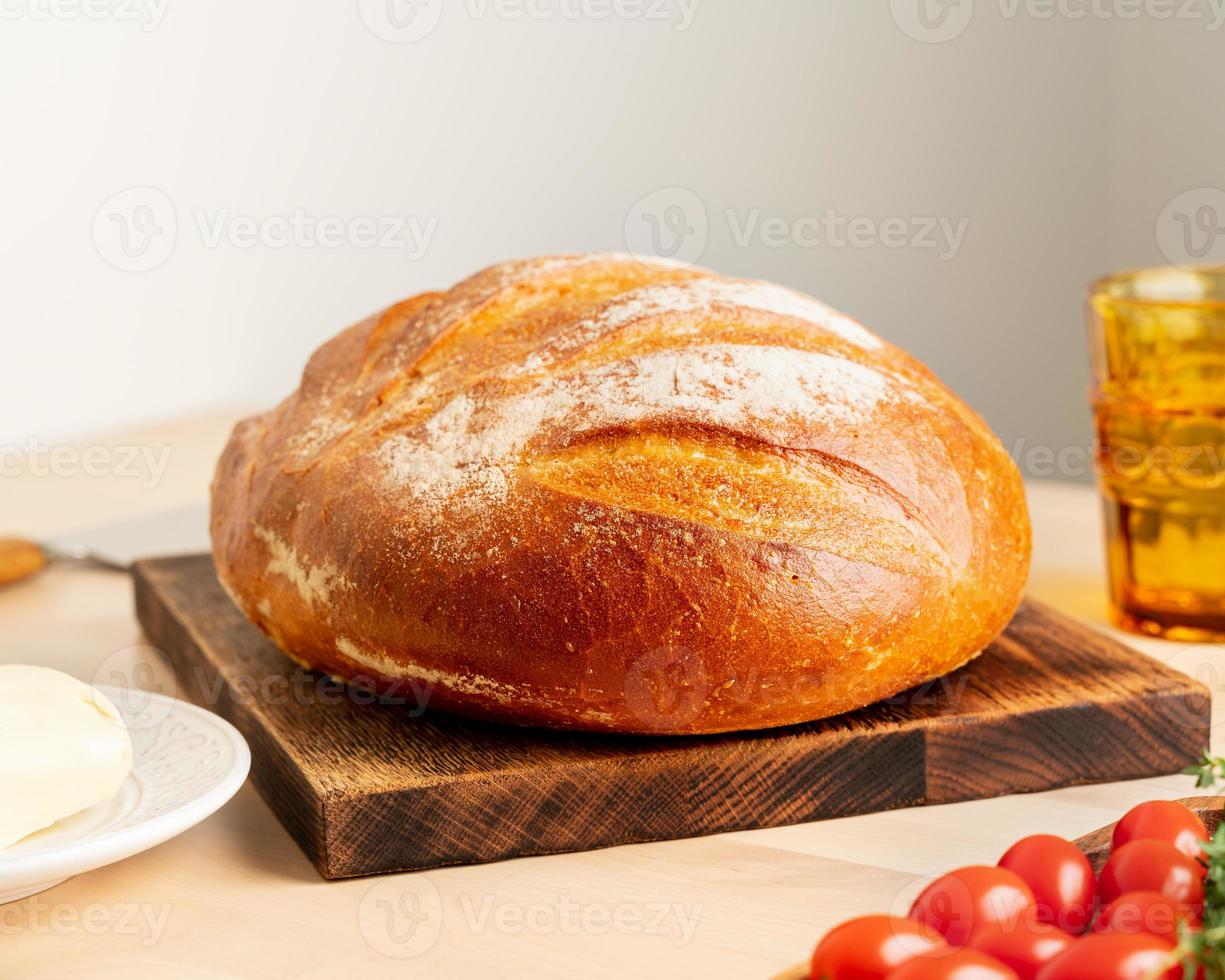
[210,254,1031,734]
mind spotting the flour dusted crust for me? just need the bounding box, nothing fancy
[210,254,1031,734]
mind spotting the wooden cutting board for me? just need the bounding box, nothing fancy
[133,554,1210,880]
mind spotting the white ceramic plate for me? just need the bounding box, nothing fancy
[0,685,250,904]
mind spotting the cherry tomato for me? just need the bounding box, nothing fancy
[884,948,1019,979]
[810,915,948,979]
[997,835,1096,933]
[1098,839,1204,908]
[1034,932,1181,979]
[1113,800,1209,863]
[909,867,1035,948]
[967,915,1074,980]
[1094,890,1200,946]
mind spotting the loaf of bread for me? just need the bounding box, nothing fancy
[211,254,1030,734]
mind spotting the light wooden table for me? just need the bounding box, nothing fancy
[1,412,1221,980]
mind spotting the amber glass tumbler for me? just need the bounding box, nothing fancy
[1088,266,1225,641]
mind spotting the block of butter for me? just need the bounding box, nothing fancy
[0,665,134,851]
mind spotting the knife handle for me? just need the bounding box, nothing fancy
[0,538,48,587]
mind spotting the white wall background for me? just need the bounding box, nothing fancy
[2,0,1220,478]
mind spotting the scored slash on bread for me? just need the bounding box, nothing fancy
[210,253,1030,734]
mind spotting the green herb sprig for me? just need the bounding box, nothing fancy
[1174,751,1225,979]
[1184,750,1225,792]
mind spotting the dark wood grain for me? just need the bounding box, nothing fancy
[133,554,1211,880]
